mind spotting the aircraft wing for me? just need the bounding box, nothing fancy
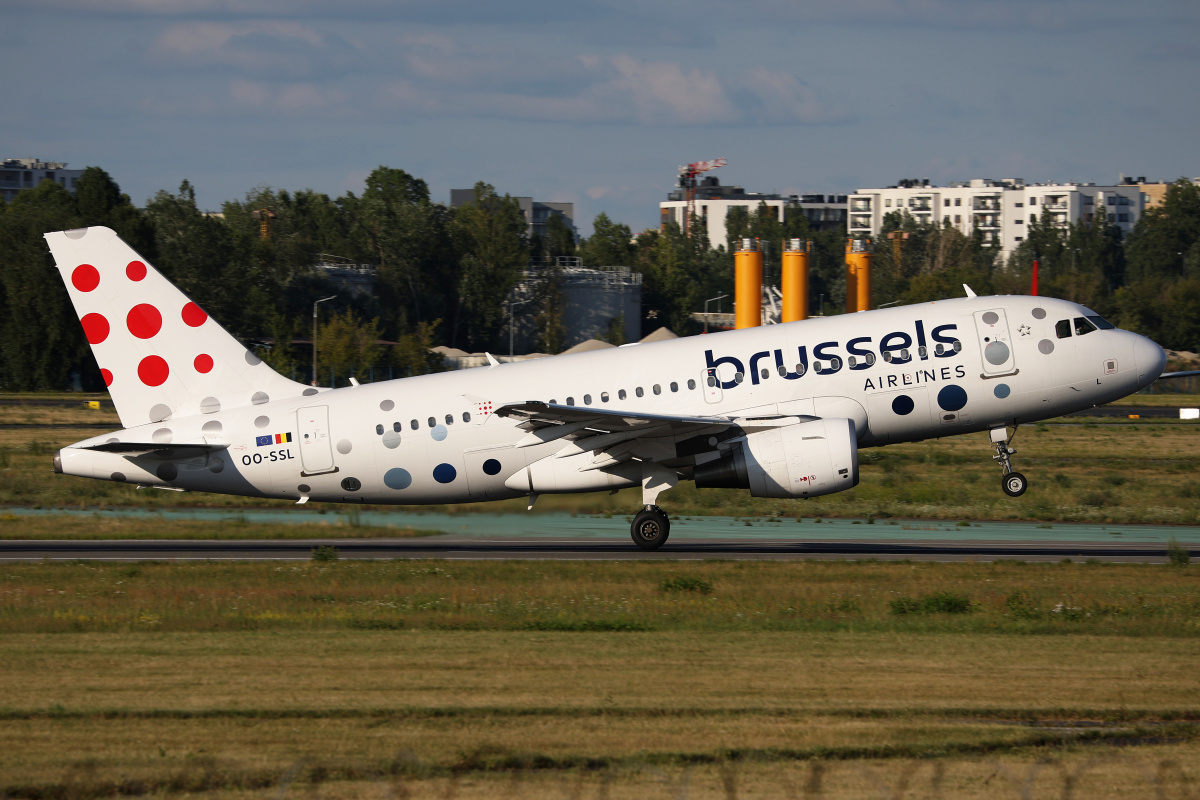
[494,400,814,452]
[1160,370,1200,379]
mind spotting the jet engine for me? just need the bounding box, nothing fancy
[693,418,859,498]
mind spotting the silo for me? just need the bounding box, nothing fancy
[845,238,872,313]
[735,238,763,329]
[781,238,810,322]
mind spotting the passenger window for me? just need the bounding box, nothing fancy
[566,396,575,406]
[706,375,717,387]
[796,363,807,376]
[687,379,696,390]
[918,346,927,358]
[445,414,454,425]
[462,412,471,423]
[393,422,401,432]
[1055,319,1072,338]
[760,369,769,380]
[1074,317,1097,336]
[618,389,627,400]
[375,424,384,435]
[653,384,662,395]
[848,357,857,368]
[583,394,592,405]
[636,387,644,397]
[601,392,610,403]
[410,419,419,430]
[427,417,436,427]
[670,382,679,392]
[733,372,744,384]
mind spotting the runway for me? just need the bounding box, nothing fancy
[3,533,1196,562]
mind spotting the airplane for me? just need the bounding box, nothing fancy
[46,226,1177,550]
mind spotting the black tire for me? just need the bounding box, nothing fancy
[631,508,670,550]
[1002,472,1028,497]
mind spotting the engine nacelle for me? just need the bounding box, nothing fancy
[694,418,859,498]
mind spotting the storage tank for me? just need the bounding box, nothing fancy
[735,238,763,329]
[781,238,810,322]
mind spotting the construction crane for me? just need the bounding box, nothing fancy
[251,208,276,241]
[677,158,726,237]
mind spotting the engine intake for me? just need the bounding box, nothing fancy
[694,418,859,498]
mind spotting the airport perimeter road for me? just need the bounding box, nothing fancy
[1,536,1195,562]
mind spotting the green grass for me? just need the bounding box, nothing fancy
[1,559,1197,636]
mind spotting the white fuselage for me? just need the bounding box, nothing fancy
[57,294,1165,505]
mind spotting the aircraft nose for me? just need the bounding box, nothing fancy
[1133,335,1167,386]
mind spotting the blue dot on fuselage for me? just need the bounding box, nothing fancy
[433,463,457,484]
[891,394,915,415]
[383,468,412,490]
[994,383,1011,399]
[938,384,968,412]
[483,458,502,476]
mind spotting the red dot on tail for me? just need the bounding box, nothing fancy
[81,313,110,344]
[126,261,147,281]
[138,356,169,387]
[182,302,208,327]
[101,369,113,387]
[194,354,214,373]
[72,264,100,292]
[127,304,163,339]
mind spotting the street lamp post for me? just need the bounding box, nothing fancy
[508,292,533,358]
[703,294,728,333]
[312,295,336,386]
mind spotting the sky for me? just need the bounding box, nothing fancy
[5,0,1199,236]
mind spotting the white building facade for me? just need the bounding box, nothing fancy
[847,178,1145,259]
[0,158,84,203]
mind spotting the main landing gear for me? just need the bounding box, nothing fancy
[631,505,671,550]
[990,426,1028,497]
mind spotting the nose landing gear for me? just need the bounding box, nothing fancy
[990,426,1028,497]
[631,505,670,550]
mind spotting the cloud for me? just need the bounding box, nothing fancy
[379,50,846,127]
[230,79,347,112]
[148,21,365,78]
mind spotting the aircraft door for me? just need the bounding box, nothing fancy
[973,309,1017,376]
[702,369,723,404]
[296,406,336,474]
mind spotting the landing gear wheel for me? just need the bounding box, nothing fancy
[631,506,670,550]
[1002,472,1028,497]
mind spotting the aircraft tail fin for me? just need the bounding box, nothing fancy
[44,226,316,428]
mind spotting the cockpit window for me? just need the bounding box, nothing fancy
[1055,320,1072,339]
[1073,317,1097,336]
[1087,315,1115,330]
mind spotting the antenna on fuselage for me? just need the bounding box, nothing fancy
[963,284,978,298]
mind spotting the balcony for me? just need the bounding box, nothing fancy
[849,215,872,229]
[972,198,1000,211]
[973,215,1000,229]
[849,199,871,212]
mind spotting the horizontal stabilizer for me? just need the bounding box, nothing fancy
[75,442,227,457]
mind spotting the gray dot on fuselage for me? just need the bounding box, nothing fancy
[64,228,88,239]
[209,457,224,474]
[156,463,178,482]
[381,430,401,449]
[1031,307,1047,320]
[1038,339,1054,355]
[148,403,172,423]
[251,392,269,405]
[255,416,270,429]
[202,420,222,435]
[336,439,353,454]
[380,399,395,412]
[431,425,448,441]
[110,472,125,482]
[201,397,221,414]
[152,428,173,443]
[303,388,318,396]
[245,351,263,366]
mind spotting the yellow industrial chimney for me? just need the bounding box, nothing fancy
[734,238,763,329]
[845,238,872,313]
[781,238,810,322]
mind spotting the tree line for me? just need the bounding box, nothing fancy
[0,168,1197,391]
